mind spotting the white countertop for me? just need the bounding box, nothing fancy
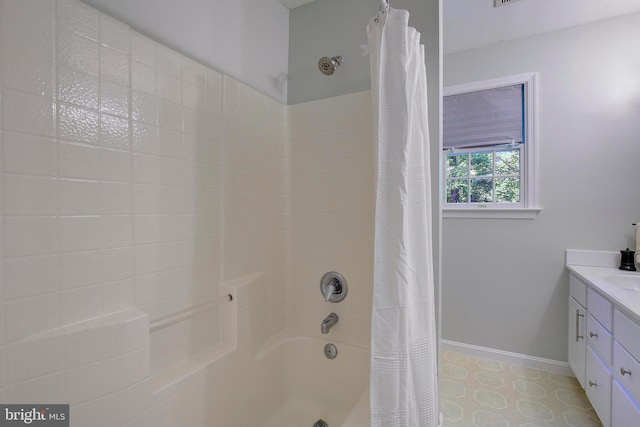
[566,250,640,323]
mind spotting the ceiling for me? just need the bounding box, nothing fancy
[444,0,640,54]
[280,0,640,54]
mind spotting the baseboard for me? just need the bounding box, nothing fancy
[440,339,574,377]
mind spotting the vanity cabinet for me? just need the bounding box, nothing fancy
[568,291,586,387]
[568,272,640,426]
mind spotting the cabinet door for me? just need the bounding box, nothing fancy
[569,296,586,387]
[586,346,612,427]
[612,380,640,426]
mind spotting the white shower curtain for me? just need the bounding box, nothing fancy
[367,8,439,427]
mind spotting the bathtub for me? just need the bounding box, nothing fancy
[152,273,371,427]
[201,330,370,427]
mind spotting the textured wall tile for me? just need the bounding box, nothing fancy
[7,372,66,405]
[4,294,60,342]
[1,0,54,98]
[58,142,102,180]
[58,178,101,215]
[101,148,132,182]
[100,81,130,118]
[58,103,99,144]
[99,114,130,150]
[4,217,58,258]
[58,250,102,290]
[100,216,133,249]
[65,358,116,404]
[132,91,157,125]
[132,122,159,154]
[156,45,182,78]
[132,62,156,96]
[157,99,183,131]
[99,13,130,54]
[157,71,182,104]
[103,278,134,314]
[58,65,99,110]
[3,132,57,176]
[58,215,102,252]
[3,174,57,216]
[63,322,114,368]
[7,333,64,383]
[57,30,99,76]
[57,0,99,41]
[2,89,55,137]
[5,255,58,300]
[101,46,129,86]
[60,285,104,328]
[101,182,132,215]
[131,32,156,67]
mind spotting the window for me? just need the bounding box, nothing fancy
[443,73,539,219]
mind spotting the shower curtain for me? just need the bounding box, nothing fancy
[367,8,439,427]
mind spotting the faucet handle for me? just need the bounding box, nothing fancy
[323,282,337,302]
[319,272,348,303]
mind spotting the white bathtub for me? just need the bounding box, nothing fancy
[202,330,370,427]
[152,273,371,427]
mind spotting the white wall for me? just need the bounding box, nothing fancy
[82,0,290,103]
[442,13,640,361]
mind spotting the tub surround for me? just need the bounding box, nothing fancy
[0,1,374,425]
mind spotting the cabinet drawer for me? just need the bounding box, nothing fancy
[570,274,587,307]
[588,288,612,331]
[614,341,640,403]
[612,380,640,427]
[614,309,640,361]
[587,314,612,363]
[586,346,612,427]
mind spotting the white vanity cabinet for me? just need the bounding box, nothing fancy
[568,271,640,426]
[568,274,587,387]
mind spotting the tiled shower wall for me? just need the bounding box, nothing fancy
[0,0,373,424]
[0,0,286,423]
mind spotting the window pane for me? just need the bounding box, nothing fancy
[470,178,493,203]
[495,150,520,176]
[447,153,469,178]
[447,180,468,203]
[495,177,520,203]
[470,152,492,176]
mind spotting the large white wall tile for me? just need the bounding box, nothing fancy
[7,333,64,384]
[8,372,66,405]
[2,89,55,137]
[57,0,99,42]
[4,294,60,342]
[66,358,116,404]
[1,0,55,98]
[5,255,58,300]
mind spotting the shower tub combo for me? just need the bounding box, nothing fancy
[151,273,371,427]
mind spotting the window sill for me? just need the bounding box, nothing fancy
[443,207,542,220]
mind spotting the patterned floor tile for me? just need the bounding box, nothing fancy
[439,351,602,427]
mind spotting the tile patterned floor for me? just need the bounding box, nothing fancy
[440,350,603,427]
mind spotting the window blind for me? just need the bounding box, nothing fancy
[444,84,524,150]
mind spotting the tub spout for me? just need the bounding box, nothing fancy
[321,313,339,334]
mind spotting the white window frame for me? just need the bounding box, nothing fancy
[442,72,541,220]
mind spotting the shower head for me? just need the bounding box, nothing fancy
[318,56,343,76]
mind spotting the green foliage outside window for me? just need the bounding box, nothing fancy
[446,149,520,204]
